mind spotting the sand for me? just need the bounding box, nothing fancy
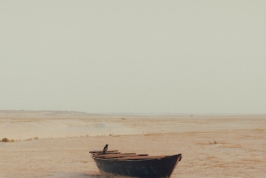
[0,112,265,178]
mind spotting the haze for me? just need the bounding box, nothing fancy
[0,0,265,114]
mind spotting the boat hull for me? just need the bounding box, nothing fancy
[93,154,182,178]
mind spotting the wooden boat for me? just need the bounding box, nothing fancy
[90,146,182,178]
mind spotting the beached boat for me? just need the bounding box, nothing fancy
[90,145,182,178]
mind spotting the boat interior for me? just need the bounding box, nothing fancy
[89,150,169,160]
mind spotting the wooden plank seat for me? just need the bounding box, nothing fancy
[114,156,167,160]
[93,152,121,155]
[93,153,137,158]
[138,154,149,156]
[92,153,150,159]
[89,150,118,153]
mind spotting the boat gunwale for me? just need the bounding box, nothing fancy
[92,153,182,162]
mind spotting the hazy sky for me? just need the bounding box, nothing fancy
[0,1,265,114]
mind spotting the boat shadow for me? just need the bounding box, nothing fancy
[86,173,103,178]
[52,172,103,178]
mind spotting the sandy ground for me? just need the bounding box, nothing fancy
[0,113,265,178]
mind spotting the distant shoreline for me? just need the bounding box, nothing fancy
[0,110,265,118]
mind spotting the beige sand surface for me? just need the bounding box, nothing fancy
[0,113,265,178]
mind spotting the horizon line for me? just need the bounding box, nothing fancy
[0,109,265,117]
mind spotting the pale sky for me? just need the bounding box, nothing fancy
[0,0,265,114]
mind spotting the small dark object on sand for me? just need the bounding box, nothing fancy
[102,144,108,154]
